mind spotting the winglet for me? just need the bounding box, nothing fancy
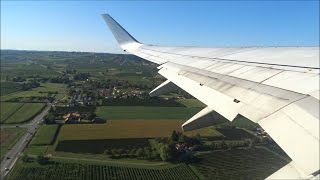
[102,14,141,49]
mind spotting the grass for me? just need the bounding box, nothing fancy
[58,120,222,141]
[30,124,60,145]
[193,147,289,180]
[24,146,49,156]
[0,128,26,161]
[0,102,24,123]
[3,103,45,124]
[96,106,201,120]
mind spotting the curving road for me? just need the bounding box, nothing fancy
[0,103,52,180]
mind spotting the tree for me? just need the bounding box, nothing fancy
[111,149,117,158]
[144,148,151,159]
[44,113,55,124]
[117,148,125,157]
[221,141,227,149]
[178,135,186,143]
[37,155,49,165]
[150,150,159,160]
[87,112,96,120]
[104,149,111,155]
[22,154,29,163]
[170,130,179,142]
[159,144,170,161]
[129,148,136,158]
[136,148,144,158]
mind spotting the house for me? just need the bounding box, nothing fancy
[64,112,81,123]
[175,143,186,152]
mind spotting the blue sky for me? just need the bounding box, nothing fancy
[1,1,319,53]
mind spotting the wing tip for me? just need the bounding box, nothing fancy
[101,13,140,47]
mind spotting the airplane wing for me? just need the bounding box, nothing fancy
[102,14,319,179]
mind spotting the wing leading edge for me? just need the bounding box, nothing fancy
[102,14,320,179]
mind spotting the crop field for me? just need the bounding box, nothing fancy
[193,148,288,180]
[0,102,24,123]
[56,138,150,154]
[1,62,60,80]
[1,83,65,101]
[96,106,201,120]
[0,128,26,160]
[0,81,22,96]
[30,124,60,145]
[225,115,260,131]
[216,128,255,140]
[58,120,221,141]
[55,120,222,154]
[3,103,45,124]
[176,99,206,108]
[8,161,199,180]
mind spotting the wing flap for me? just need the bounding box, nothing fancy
[259,96,319,175]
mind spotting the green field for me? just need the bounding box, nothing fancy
[30,124,60,145]
[58,120,222,141]
[1,62,60,80]
[0,128,26,161]
[193,147,288,180]
[56,138,150,154]
[96,106,201,120]
[1,83,65,101]
[8,160,199,180]
[53,120,222,156]
[24,145,49,156]
[0,102,24,123]
[176,99,206,108]
[2,103,45,124]
[0,81,22,96]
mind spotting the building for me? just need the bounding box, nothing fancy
[64,112,81,124]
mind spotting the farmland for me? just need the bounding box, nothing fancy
[1,57,60,81]
[8,160,200,180]
[175,99,206,108]
[53,120,223,156]
[96,106,201,120]
[0,102,24,123]
[56,138,150,154]
[1,83,65,102]
[58,120,221,141]
[1,103,45,124]
[0,81,22,96]
[0,128,26,161]
[30,124,60,145]
[216,128,255,140]
[1,50,282,179]
[193,147,289,180]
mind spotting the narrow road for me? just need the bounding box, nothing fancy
[0,103,52,180]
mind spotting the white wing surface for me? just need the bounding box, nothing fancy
[102,14,319,179]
